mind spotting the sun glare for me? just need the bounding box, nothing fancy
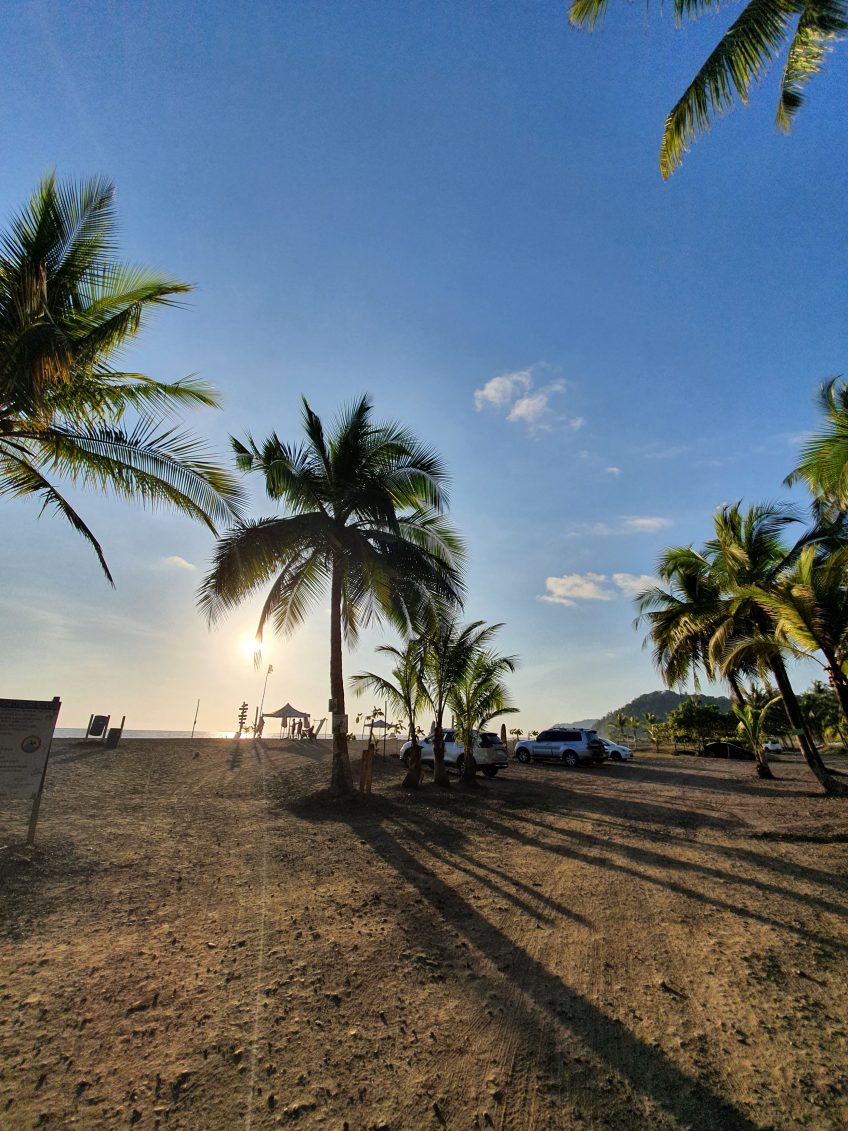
[240,634,259,662]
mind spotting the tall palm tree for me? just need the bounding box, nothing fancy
[448,647,518,784]
[569,0,847,177]
[746,544,848,722]
[786,379,848,514]
[0,173,243,582]
[351,638,428,788]
[639,503,848,793]
[198,396,464,796]
[418,609,503,786]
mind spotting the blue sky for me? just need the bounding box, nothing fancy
[2,1,846,732]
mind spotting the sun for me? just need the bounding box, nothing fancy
[240,634,260,662]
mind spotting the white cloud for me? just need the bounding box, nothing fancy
[539,573,615,606]
[474,369,532,411]
[537,570,660,608]
[620,516,672,533]
[568,516,672,537]
[163,555,196,571]
[473,364,583,433]
[605,466,621,476]
[508,392,549,425]
[611,572,657,597]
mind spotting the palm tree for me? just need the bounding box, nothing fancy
[351,638,428,788]
[612,710,630,741]
[787,379,848,514]
[642,711,663,752]
[569,0,847,177]
[198,396,464,796]
[0,173,243,581]
[448,648,518,784]
[418,610,503,786]
[639,502,848,794]
[745,544,848,722]
[731,686,783,778]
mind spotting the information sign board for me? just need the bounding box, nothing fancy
[0,697,61,800]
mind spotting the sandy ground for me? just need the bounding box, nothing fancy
[1,738,847,1131]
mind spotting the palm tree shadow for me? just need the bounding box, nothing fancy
[340,809,759,1130]
[287,790,760,1130]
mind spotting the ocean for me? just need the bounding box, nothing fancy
[55,729,235,740]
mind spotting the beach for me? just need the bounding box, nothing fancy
[1,737,847,1129]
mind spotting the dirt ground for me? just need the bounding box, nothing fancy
[1,739,847,1131]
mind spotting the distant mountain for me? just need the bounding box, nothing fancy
[597,690,731,734]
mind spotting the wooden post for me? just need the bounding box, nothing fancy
[23,697,62,845]
[359,744,368,792]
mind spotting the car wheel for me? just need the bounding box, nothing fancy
[482,767,497,777]
[401,750,412,768]
[611,751,621,761]
[515,747,530,764]
[563,750,579,768]
[455,755,464,775]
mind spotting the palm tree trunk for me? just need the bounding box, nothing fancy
[329,557,354,796]
[432,715,450,787]
[401,734,422,789]
[822,647,848,731]
[461,727,477,785]
[771,656,848,797]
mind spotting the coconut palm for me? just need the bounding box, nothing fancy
[742,544,848,723]
[419,609,504,786]
[638,502,848,793]
[198,396,464,796]
[731,687,783,777]
[786,379,848,515]
[448,647,518,784]
[351,638,428,788]
[642,711,663,752]
[0,173,243,582]
[612,710,630,741]
[569,0,847,177]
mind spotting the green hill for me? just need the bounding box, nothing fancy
[597,689,731,735]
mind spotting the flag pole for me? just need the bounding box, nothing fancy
[191,698,200,740]
[259,664,273,720]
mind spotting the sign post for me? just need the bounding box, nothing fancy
[0,697,61,845]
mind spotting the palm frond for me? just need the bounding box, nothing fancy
[777,0,847,129]
[28,421,244,531]
[197,513,333,624]
[0,442,113,583]
[660,0,801,177]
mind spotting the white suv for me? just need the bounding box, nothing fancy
[601,739,633,761]
[399,730,509,777]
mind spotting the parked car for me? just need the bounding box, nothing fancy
[398,729,508,776]
[702,741,755,760]
[514,728,606,767]
[762,739,783,753]
[601,739,633,761]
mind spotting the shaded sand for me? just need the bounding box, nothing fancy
[1,738,847,1129]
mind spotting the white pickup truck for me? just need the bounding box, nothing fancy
[514,728,607,767]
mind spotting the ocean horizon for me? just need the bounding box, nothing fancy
[55,729,236,740]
